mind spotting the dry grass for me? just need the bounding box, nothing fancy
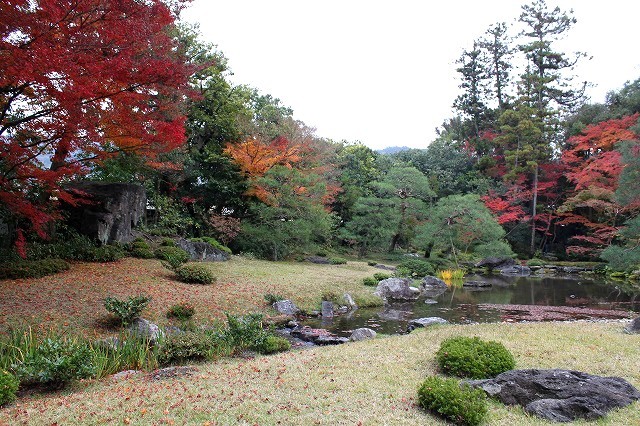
[0,257,380,337]
[0,321,638,425]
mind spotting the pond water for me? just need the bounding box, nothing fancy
[303,275,640,336]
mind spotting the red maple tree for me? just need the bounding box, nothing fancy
[1,0,193,242]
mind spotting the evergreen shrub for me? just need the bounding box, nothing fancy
[166,303,195,321]
[154,246,190,263]
[417,376,487,426]
[104,295,151,326]
[436,336,515,379]
[0,258,70,279]
[175,263,216,285]
[396,259,434,278]
[362,277,378,286]
[0,369,19,406]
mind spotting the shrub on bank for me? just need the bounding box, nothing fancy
[396,259,435,278]
[417,375,487,426]
[436,336,515,379]
[0,258,70,279]
[104,295,151,326]
[175,263,216,285]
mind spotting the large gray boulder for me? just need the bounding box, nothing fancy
[176,238,229,262]
[468,369,640,422]
[375,278,421,301]
[273,299,300,316]
[350,328,377,341]
[624,316,640,334]
[475,257,516,270]
[64,182,146,245]
[128,318,164,344]
[321,301,334,318]
[421,276,448,290]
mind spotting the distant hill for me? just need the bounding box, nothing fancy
[377,146,411,155]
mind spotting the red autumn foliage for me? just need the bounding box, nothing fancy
[1,0,193,241]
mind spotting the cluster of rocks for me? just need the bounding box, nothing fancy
[467,369,640,422]
[175,238,230,262]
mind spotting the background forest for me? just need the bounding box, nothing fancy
[1,0,639,272]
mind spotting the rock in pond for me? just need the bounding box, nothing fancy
[421,276,448,289]
[500,265,532,276]
[407,317,448,332]
[475,257,516,270]
[624,316,640,334]
[321,300,334,318]
[350,328,377,341]
[467,369,640,422]
[375,278,421,302]
[273,299,300,316]
[343,293,358,310]
[463,280,492,287]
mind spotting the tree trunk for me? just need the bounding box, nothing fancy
[530,165,539,255]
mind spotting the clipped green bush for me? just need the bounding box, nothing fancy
[329,257,347,265]
[129,240,154,259]
[0,369,19,406]
[189,237,232,255]
[367,261,378,266]
[527,258,545,267]
[86,245,125,262]
[0,258,70,279]
[160,238,176,247]
[373,272,391,281]
[254,335,291,355]
[175,263,216,285]
[224,313,266,352]
[157,331,212,366]
[436,336,515,379]
[166,303,195,321]
[362,277,378,286]
[12,338,95,388]
[104,295,151,326]
[417,376,487,426]
[396,259,434,278]
[154,246,190,264]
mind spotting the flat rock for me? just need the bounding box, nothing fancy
[421,276,448,289]
[149,366,198,380]
[273,299,300,316]
[306,256,331,264]
[111,370,142,381]
[407,317,448,332]
[468,369,640,422]
[500,265,532,276]
[463,280,492,287]
[290,326,348,345]
[350,328,377,341]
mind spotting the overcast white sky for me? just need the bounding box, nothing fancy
[182,1,640,150]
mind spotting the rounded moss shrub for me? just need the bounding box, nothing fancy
[396,259,434,278]
[417,376,487,426]
[154,246,190,264]
[87,245,125,262]
[362,277,378,286]
[130,240,154,259]
[166,303,195,321]
[254,334,291,354]
[373,272,391,281]
[0,369,19,406]
[329,257,347,265]
[436,336,515,379]
[160,238,176,247]
[0,258,70,279]
[176,263,216,285]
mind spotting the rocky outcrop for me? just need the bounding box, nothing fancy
[64,182,146,245]
[273,300,300,316]
[421,276,448,290]
[176,238,229,262]
[350,328,377,341]
[375,278,421,302]
[321,301,334,318]
[468,369,640,422]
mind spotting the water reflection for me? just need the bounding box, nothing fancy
[303,275,640,336]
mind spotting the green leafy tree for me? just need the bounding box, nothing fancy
[416,194,512,263]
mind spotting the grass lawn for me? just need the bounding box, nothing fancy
[0,257,382,337]
[0,321,638,425]
[1,257,639,425]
